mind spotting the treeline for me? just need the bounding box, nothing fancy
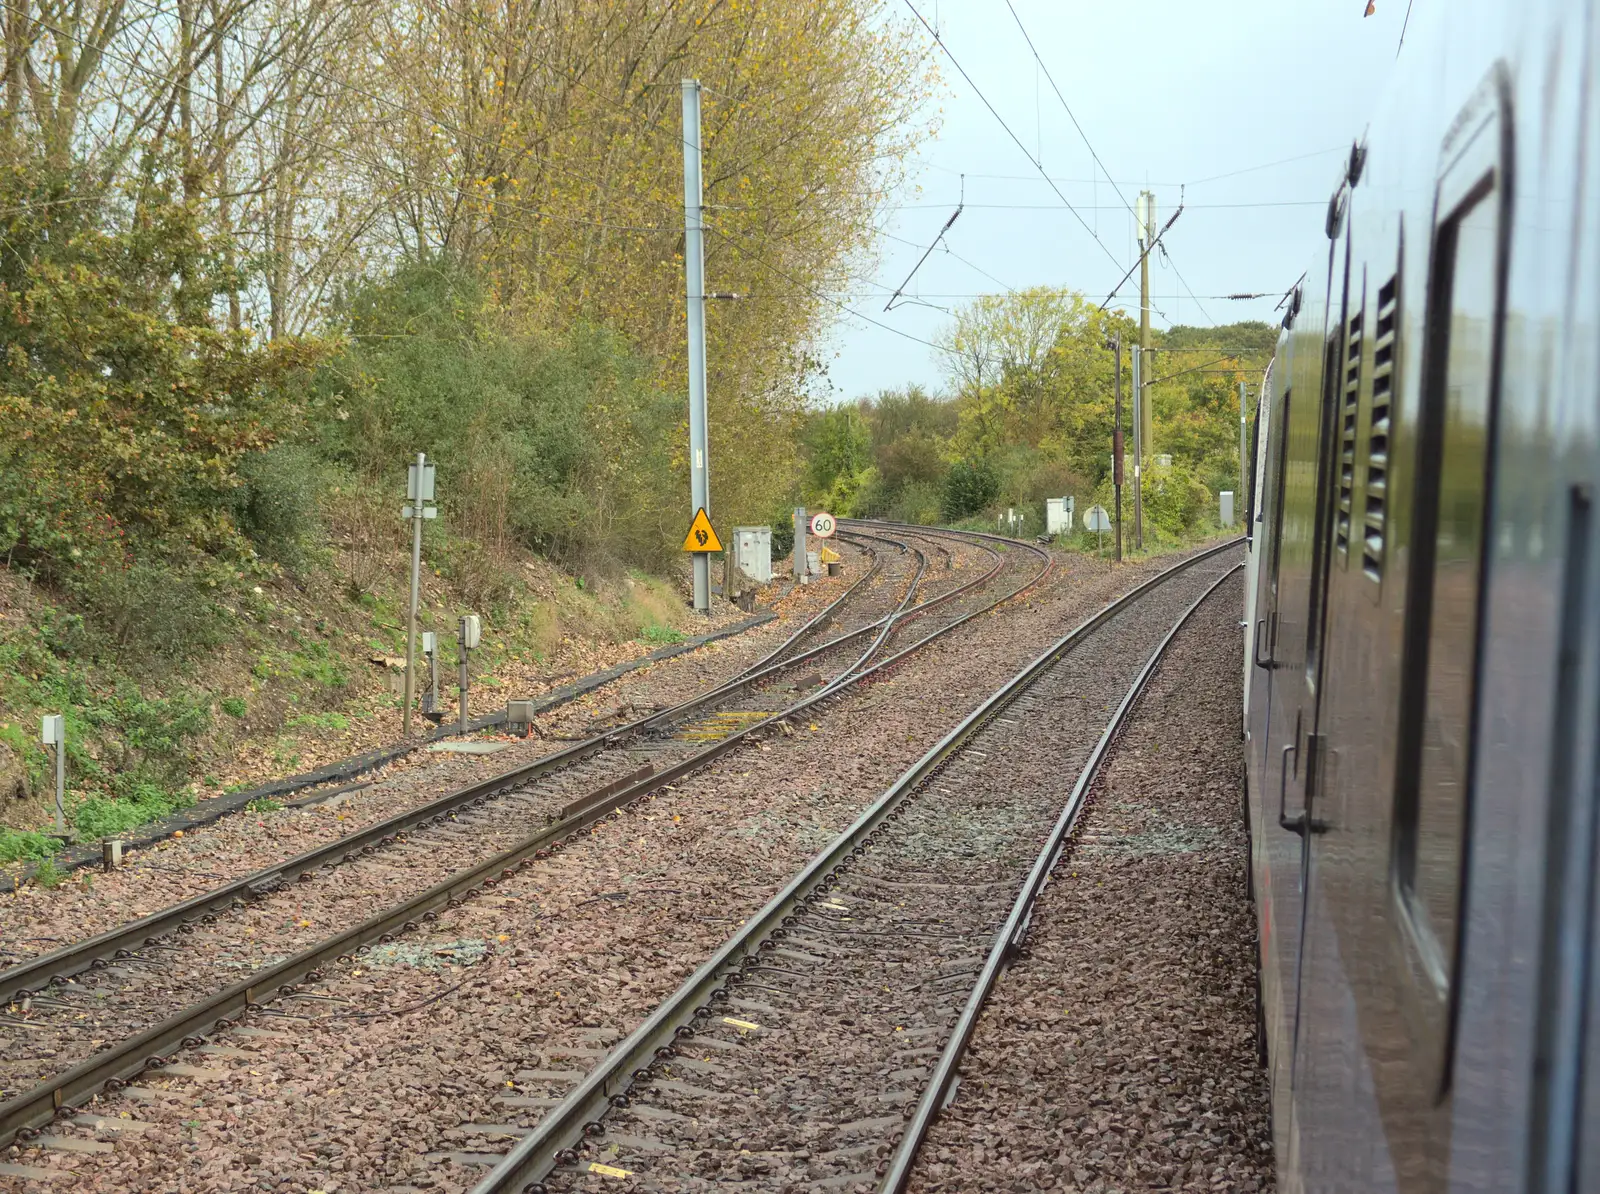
[803,288,1273,542]
[0,0,934,660]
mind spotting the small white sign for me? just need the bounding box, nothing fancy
[809,511,837,539]
[407,460,436,501]
[1084,505,1112,533]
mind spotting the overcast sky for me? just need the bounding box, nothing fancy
[813,0,1414,403]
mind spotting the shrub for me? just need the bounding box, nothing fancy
[233,445,328,570]
[0,171,327,599]
[72,781,194,841]
[941,459,1001,522]
[0,827,62,864]
[319,260,681,575]
[69,559,229,661]
[220,697,247,718]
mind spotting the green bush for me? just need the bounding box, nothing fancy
[233,445,328,569]
[318,260,681,575]
[68,559,230,661]
[0,167,326,608]
[882,480,942,525]
[72,781,194,841]
[220,697,247,718]
[941,459,1001,522]
[0,827,62,864]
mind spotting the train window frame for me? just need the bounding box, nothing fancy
[1363,235,1402,596]
[1387,69,1511,1100]
[1304,244,1351,690]
[1264,386,1292,664]
[1336,271,1367,571]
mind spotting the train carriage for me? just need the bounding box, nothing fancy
[1243,2,1600,1190]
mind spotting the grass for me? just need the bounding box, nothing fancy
[71,782,194,842]
[31,857,63,888]
[0,494,719,859]
[245,797,283,813]
[285,711,350,732]
[0,826,62,863]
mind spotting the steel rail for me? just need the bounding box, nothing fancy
[467,537,1242,1194]
[877,560,1245,1192]
[628,529,1006,735]
[0,533,919,1009]
[737,529,886,673]
[0,526,1049,1149]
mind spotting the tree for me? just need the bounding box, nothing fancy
[935,287,1133,482]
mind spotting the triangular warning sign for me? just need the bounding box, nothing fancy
[681,507,723,553]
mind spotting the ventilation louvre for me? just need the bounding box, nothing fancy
[1364,274,1398,583]
[1336,306,1363,559]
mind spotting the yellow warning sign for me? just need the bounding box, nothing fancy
[681,507,723,553]
[818,545,841,564]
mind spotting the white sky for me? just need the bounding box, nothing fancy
[813,0,1413,402]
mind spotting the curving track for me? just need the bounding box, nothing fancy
[0,525,1053,1154]
[449,540,1242,1194]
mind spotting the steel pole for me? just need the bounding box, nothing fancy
[403,452,424,737]
[682,79,711,613]
[1131,347,1143,552]
[1139,191,1155,459]
[1112,337,1123,563]
[794,506,807,583]
[53,742,64,834]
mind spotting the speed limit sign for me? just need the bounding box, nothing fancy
[809,511,837,538]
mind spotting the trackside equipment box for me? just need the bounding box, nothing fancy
[731,526,773,584]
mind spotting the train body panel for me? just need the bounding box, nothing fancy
[1244,2,1600,1190]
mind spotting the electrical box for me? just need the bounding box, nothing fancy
[731,526,773,585]
[459,614,481,650]
[1046,498,1075,535]
[505,699,536,730]
[40,714,63,745]
[421,631,436,656]
[1220,491,1236,527]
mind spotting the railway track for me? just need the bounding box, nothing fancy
[436,539,1241,1194]
[0,525,1051,1154]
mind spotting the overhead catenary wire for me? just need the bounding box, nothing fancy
[920,145,1347,189]
[1100,201,1183,310]
[880,199,1325,211]
[884,178,964,311]
[1002,0,1135,225]
[901,0,1125,276]
[1158,234,1217,326]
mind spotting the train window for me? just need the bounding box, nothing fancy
[1393,166,1502,1012]
[1363,267,1399,584]
[1335,291,1364,563]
